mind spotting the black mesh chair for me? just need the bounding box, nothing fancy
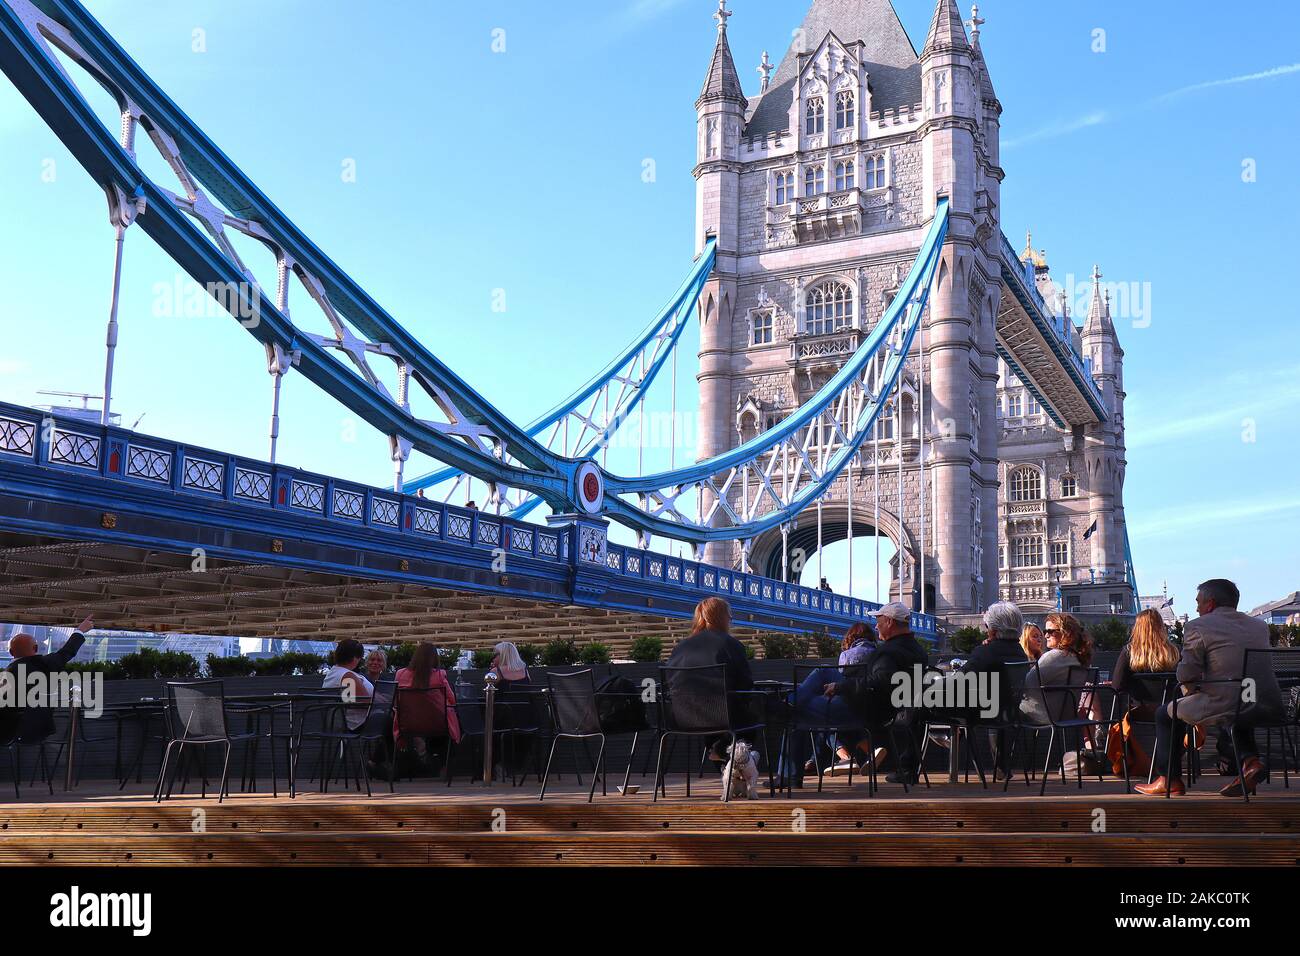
[292,680,397,797]
[154,680,265,803]
[919,661,1038,791]
[1116,671,1180,789]
[446,697,512,786]
[1176,648,1300,802]
[393,685,454,780]
[783,664,871,794]
[653,664,765,802]
[539,669,641,802]
[1029,665,1113,795]
[3,708,57,800]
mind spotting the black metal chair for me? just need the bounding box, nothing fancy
[653,664,766,802]
[1028,665,1113,795]
[1114,671,1180,790]
[292,680,396,797]
[920,661,1038,791]
[154,680,268,803]
[3,707,58,800]
[539,669,641,802]
[445,697,512,786]
[782,664,872,794]
[1174,648,1300,802]
[393,684,455,780]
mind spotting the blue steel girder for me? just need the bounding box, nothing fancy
[997,230,1109,427]
[1,0,946,549]
[0,0,579,507]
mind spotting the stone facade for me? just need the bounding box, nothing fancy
[692,0,1125,617]
[996,247,1128,611]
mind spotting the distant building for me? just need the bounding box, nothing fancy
[1139,591,1184,628]
[1250,591,1300,626]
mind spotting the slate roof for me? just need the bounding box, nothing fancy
[745,0,922,137]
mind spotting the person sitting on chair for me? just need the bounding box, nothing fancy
[791,621,878,778]
[364,648,389,685]
[666,597,756,765]
[1,615,93,748]
[1136,578,1282,797]
[322,638,373,731]
[394,643,461,768]
[822,603,928,786]
[1107,609,1180,776]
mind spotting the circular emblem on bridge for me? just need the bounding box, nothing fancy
[575,461,605,515]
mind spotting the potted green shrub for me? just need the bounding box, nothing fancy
[628,636,663,663]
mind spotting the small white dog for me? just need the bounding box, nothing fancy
[722,740,761,800]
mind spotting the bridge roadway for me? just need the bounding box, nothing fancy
[0,401,937,650]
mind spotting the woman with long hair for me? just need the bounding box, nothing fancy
[1020,623,1046,661]
[793,619,881,777]
[393,643,462,765]
[1106,609,1181,776]
[690,596,732,636]
[488,641,530,688]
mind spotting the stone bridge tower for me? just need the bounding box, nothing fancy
[692,0,1003,614]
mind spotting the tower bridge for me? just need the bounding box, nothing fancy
[0,0,1135,649]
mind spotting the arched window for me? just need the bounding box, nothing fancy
[751,310,773,346]
[835,90,855,130]
[804,165,825,196]
[864,154,886,189]
[834,160,855,192]
[774,170,794,205]
[1009,467,1042,502]
[805,282,853,335]
[1060,474,1077,498]
[805,97,825,135]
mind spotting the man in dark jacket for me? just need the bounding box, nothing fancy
[0,616,92,746]
[824,602,927,784]
[954,601,1027,778]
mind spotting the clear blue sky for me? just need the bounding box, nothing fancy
[1,0,1297,615]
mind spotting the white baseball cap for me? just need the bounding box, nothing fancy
[869,602,912,623]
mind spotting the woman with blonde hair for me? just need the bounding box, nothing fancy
[666,598,755,766]
[1107,609,1181,775]
[488,641,530,689]
[1020,623,1046,661]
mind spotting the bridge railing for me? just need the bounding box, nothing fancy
[0,400,938,638]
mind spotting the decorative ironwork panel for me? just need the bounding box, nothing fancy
[413,507,440,535]
[648,559,663,579]
[732,577,743,594]
[606,550,622,572]
[762,585,773,600]
[371,498,399,526]
[126,445,172,483]
[748,582,760,598]
[626,554,641,575]
[538,534,559,558]
[703,571,715,589]
[684,567,697,586]
[477,521,501,546]
[291,480,325,512]
[775,587,785,603]
[49,429,99,469]
[332,488,364,520]
[182,457,224,494]
[667,564,680,583]
[447,514,472,540]
[510,528,534,552]
[800,592,809,607]
[0,417,36,457]
[234,468,271,502]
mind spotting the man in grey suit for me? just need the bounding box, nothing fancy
[1137,579,1281,796]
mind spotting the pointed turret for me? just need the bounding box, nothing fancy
[1083,264,1114,335]
[697,0,747,110]
[923,0,970,56]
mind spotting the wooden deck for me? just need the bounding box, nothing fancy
[2,774,1296,867]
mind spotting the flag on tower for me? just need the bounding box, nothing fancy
[1083,520,1098,540]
